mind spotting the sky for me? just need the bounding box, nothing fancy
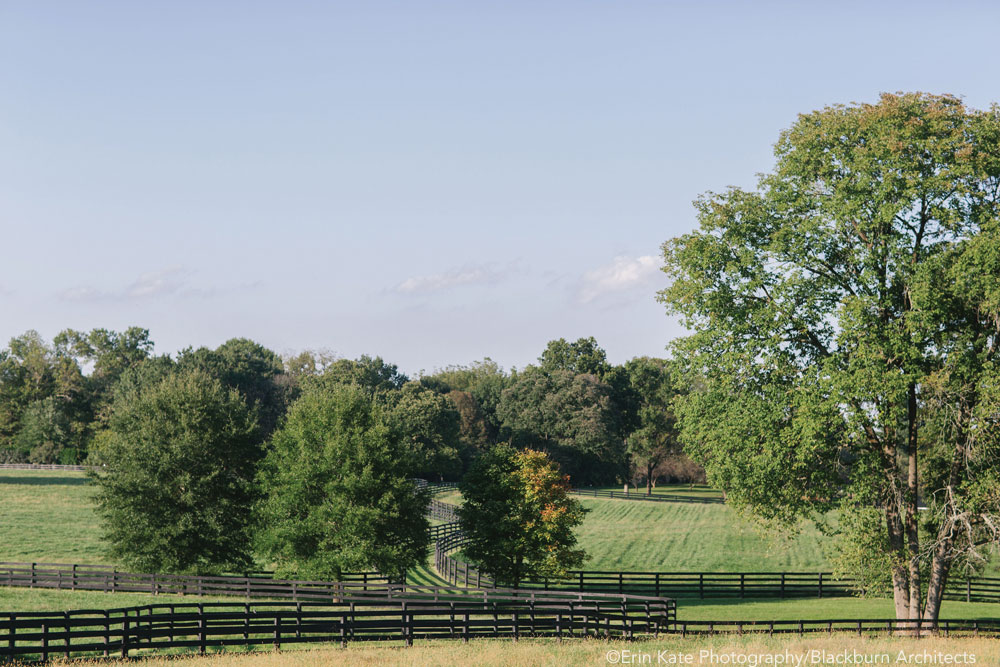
[3,1,1000,376]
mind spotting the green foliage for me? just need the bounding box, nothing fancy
[303,355,408,396]
[92,370,258,573]
[385,382,463,481]
[498,367,623,484]
[0,331,89,462]
[419,358,507,434]
[178,338,287,442]
[458,445,587,586]
[660,92,1000,618]
[623,357,680,491]
[16,397,73,464]
[255,385,430,581]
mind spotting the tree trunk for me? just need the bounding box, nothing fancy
[877,426,910,620]
[923,419,970,623]
[905,384,921,621]
[646,462,654,495]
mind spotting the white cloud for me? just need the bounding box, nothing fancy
[578,255,662,303]
[58,267,254,302]
[396,264,506,294]
[123,268,185,298]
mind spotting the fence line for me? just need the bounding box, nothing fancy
[0,563,395,600]
[0,590,676,660]
[0,463,93,472]
[569,487,724,504]
[427,498,1000,603]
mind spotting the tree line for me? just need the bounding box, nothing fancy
[0,329,691,489]
[0,328,688,578]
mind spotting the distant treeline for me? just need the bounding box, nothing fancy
[0,328,693,486]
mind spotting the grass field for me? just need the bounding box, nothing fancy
[3,469,998,624]
[0,469,106,563]
[574,498,832,572]
[41,635,1000,666]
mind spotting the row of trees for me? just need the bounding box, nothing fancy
[0,328,687,576]
[0,330,690,488]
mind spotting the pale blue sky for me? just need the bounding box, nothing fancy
[2,1,998,374]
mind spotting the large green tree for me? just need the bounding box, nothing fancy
[624,357,680,494]
[256,385,430,581]
[497,367,623,484]
[92,369,258,573]
[661,93,1000,622]
[458,445,587,586]
[386,382,464,481]
[177,338,287,444]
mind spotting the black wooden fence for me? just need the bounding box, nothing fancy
[0,587,676,661]
[570,488,724,504]
[0,562,394,600]
[427,499,460,522]
[0,463,92,472]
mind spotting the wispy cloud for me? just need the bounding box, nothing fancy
[58,268,257,302]
[578,255,662,304]
[395,263,509,295]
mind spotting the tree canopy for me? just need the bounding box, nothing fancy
[255,384,430,581]
[458,445,587,586]
[91,369,259,573]
[661,92,1000,621]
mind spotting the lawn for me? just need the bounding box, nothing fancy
[574,497,833,572]
[41,635,1000,666]
[0,469,106,564]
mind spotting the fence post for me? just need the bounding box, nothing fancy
[699,573,704,599]
[122,617,129,658]
[740,573,745,598]
[198,603,206,655]
[63,611,70,659]
[967,579,971,603]
[102,610,109,657]
[273,615,281,651]
[655,572,660,598]
[780,572,785,598]
[818,572,824,598]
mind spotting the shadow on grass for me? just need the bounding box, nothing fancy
[0,475,90,486]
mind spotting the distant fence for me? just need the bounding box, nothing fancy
[0,463,93,472]
[427,500,1000,603]
[0,562,395,600]
[0,588,676,661]
[570,488,723,504]
[428,499,460,522]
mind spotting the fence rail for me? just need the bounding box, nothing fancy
[570,488,723,504]
[0,563,395,600]
[428,499,460,522]
[0,589,675,660]
[0,463,93,472]
[427,496,1000,603]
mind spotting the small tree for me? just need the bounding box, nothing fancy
[256,385,430,581]
[91,369,258,573]
[458,445,587,586]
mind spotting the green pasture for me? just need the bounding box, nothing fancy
[0,469,106,564]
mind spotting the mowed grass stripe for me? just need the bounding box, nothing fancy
[575,498,831,572]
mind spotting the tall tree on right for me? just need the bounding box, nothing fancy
[661,93,1000,622]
